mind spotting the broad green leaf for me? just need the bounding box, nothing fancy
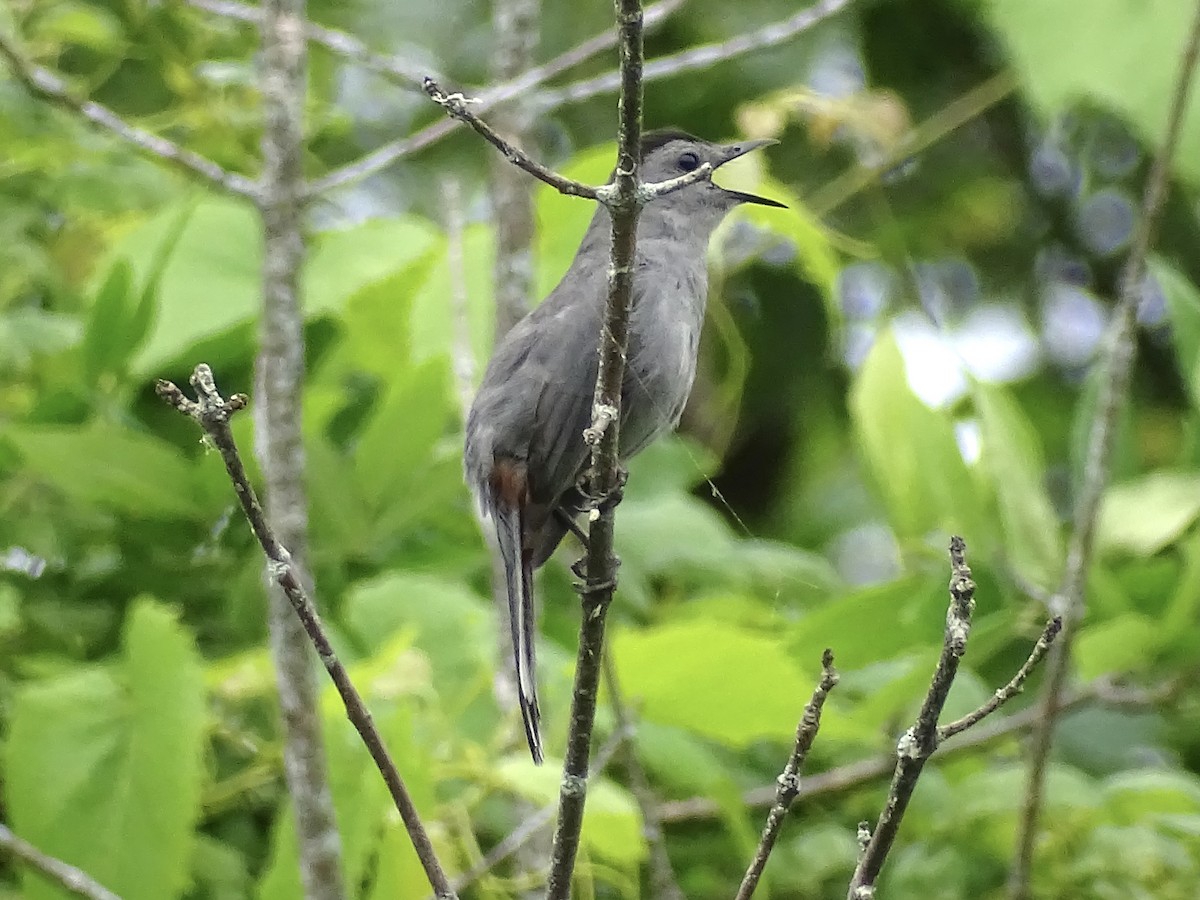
[410,225,495,371]
[120,198,262,376]
[985,0,1200,184]
[330,253,437,380]
[82,259,133,380]
[4,421,210,519]
[6,601,205,900]
[259,701,439,900]
[1075,612,1160,680]
[305,216,440,317]
[1098,472,1200,557]
[1153,258,1200,407]
[850,332,982,542]
[612,620,812,747]
[119,198,441,376]
[1104,770,1200,825]
[353,356,456,506]
[0,307,82,370]
[343,571,491,688]
[495,758,645,865]
[31,2,124,53]
[973,383,1064,589]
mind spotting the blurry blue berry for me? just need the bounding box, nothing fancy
[1041,283,1107,368]
[1030,139,1077,197]
[915,258,980,324]
[1076,188,1136,257]
[1035,245,1092,288]
[1137,272,1167,327]
[836,262,894,319]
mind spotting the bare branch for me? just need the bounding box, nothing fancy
[256,3,346,896]
[603,654,685,900]
[543,1,647,896]
[0,825,121,900]
[656,675,1170,823]
[184,0,435,88]
[535,0,853,110]
[155,366,458,900]
[846,536,977,898]
[1009,5,1200,897]
[938,616,1061,741]
[423,78,601,200]
[736,650,839,900]
[305,0,684,197]
[0,30,258,199]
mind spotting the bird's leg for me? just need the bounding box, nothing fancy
[555,506,590,549]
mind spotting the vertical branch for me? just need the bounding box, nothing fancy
[1008,6,1200,898]
[490,0,542,339]
[256,2,345,897]
[847,538,976,897]
[543,0,645,896]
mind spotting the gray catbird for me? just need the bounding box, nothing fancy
[465,130,783,763]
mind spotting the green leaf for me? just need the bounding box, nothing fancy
[82,259,133,379]
[1098,472,1200,557]
[849,331,982,542]
[343,571,491,689]
[973,382,1064,589]
[1152,258,1200,408]
[118,198,262,376]
[353,356,456,511]
[6,600,206,900]
[0,307,82,370]
[306,216,441,316]
[4,421,211,519]
[1075,612,1160,680]
[409,224,495,371]
[985,0,1200,184]
[1104,770,1200,824]
[32,2,125,53]
[612,620,813,747]
[495,758,644,865]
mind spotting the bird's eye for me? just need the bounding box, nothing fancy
[677,151,701,172]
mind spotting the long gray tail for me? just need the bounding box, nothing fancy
[494,501,543,764]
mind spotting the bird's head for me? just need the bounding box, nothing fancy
[636,129,785,222]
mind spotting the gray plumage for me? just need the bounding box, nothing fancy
[464,131,782,763]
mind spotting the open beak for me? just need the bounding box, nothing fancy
[715,139,787,208]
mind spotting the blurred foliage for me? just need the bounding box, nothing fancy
[2,0,1200,899]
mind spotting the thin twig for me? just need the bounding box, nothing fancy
[535,0,853,110]
[938,616,1061,741]
[655,676,1167,823]
[0,31,257,199]
[602,654,685,900]
[735,650,839,900]
[184,0,435,88]
[155,367,458,900]
[1008,6,1200,898]
[543,1,647,896]
[846,537,977,898]
[439,733,625,899]
[305,0,684,198]
[0,825,122,900]
[423,78,602,199]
